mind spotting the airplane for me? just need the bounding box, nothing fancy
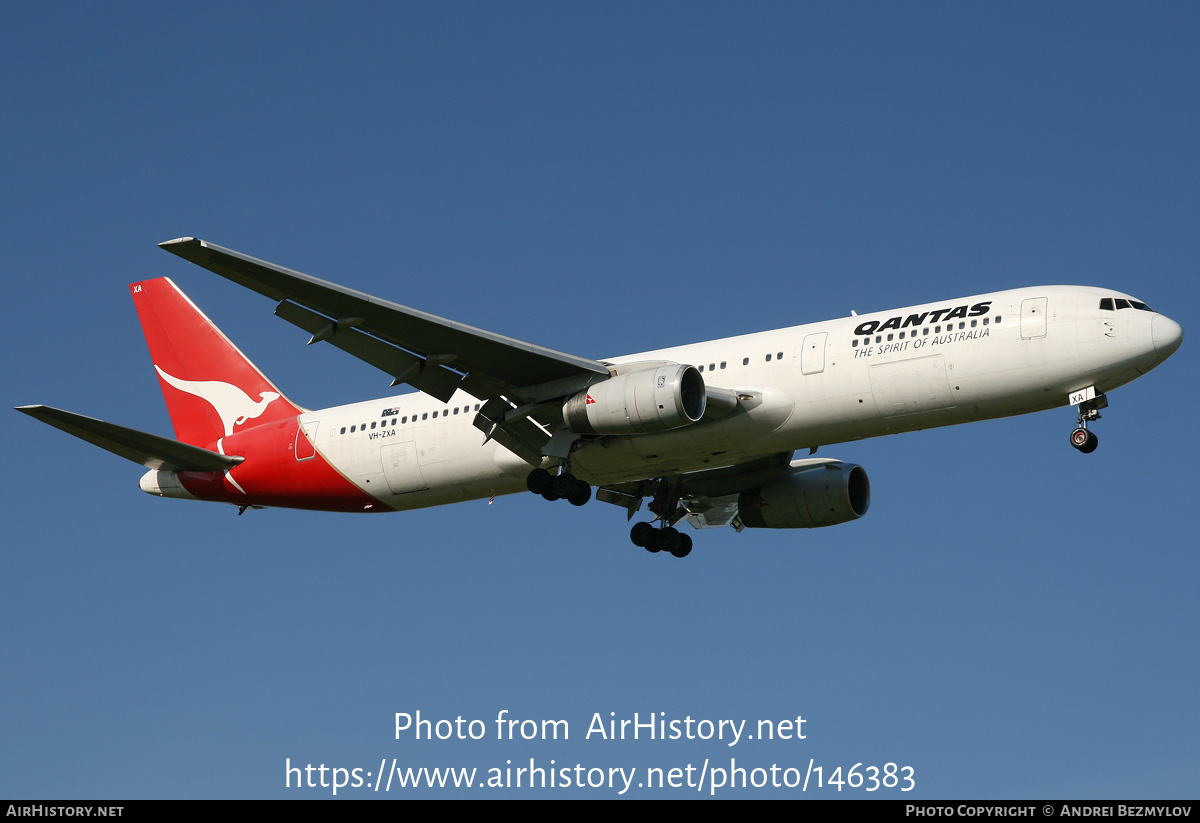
[17,238,1183,558]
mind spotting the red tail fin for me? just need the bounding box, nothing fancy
[130,278,303,447]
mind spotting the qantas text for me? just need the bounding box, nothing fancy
[854,302,992,336]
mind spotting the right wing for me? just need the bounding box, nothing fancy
[15,405,241,472]
[594,451,797,528]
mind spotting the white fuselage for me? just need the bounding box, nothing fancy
[298,286,1178,511]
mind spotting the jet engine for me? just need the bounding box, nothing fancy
[563,363,706,435]
[738,461,870,529]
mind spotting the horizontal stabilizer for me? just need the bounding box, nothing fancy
[15,405,242,472]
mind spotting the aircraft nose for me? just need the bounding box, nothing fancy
[1152,314,1183,362]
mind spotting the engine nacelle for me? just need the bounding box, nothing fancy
[563,363,706,435]
[738,461,870,529]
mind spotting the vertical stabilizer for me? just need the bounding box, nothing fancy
[130,278,303,447]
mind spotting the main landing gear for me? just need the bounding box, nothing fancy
[527,467,696,558]
[627,478,693,558]
[526,467,591,506]
[1070,392,1107,454]
[630,521,693,558]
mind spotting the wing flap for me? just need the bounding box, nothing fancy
[683,495,742,530]
[15,405,241,472]
[471,396,553,464]
[274,300,465,403]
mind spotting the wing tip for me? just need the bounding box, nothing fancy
[158,236,202,251]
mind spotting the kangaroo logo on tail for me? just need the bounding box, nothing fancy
[155,366,281,437]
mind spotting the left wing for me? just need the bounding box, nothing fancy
[158,238,609,403]
[159,237,614,462]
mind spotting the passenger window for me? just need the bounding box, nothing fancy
[742,357,749,365]
[720,361,726,369]
[765,353,772,362]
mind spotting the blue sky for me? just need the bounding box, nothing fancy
[2,3,1197,798]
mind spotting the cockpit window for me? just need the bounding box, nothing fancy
[1099,297,1154,312]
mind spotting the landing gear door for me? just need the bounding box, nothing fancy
[801,332,828,375]
[1021,297,1048,339]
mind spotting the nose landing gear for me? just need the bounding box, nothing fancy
[1070,391,1107,454]
[1070,426,1099,453]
